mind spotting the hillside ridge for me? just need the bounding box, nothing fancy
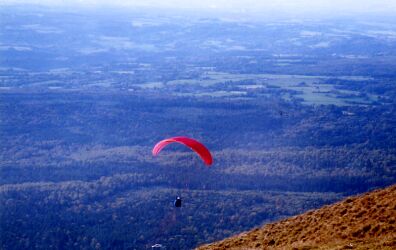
[197,184,396,249]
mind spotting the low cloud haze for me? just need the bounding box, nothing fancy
[1,0,396,17]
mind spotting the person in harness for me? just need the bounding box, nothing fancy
[174,196,182,207]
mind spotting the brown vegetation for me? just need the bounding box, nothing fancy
[198,184,396,250]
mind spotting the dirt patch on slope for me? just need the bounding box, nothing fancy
[198,184,396,250]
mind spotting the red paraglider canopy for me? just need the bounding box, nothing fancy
[152,136,213,166]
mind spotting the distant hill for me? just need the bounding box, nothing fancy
[198,184,396,250]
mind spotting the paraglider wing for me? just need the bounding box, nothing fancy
[152,136,213,166]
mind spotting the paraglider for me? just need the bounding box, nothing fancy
[152,136,213,166]
[152,136,213,208]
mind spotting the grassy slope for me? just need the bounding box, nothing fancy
[198,184,396,250]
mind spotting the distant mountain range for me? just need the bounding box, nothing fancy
[198,184,396,249]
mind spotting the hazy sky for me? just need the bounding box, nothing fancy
[1,0,396,16]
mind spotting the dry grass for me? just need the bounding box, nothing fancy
[197,185,396,250]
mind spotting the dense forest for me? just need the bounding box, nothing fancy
[1,90,395,249]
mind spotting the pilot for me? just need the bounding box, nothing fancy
[174,196,182,207]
